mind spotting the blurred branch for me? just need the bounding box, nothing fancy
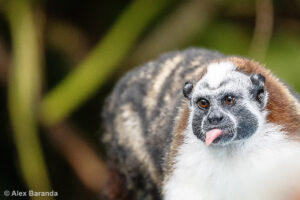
[0,37,10,84]
[47,21,91,65]
[127,0,215,67]
[6,0,53,196]
[47,123,108,193]
[249,0,274,60]
[40,0,172,126]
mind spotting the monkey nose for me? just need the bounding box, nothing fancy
[207,112,224,125]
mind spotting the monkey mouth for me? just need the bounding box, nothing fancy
[205,128,235,146]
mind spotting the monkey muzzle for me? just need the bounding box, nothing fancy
[203,111,236,146]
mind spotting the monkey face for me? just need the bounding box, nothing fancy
[183,62,268,146]
[191,92,261,146]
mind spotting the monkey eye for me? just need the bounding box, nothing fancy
[224,95,236,105]
[198,98,210,109]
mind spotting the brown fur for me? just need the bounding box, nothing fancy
[163,102,189,188]
[196,66,208,82]
[103,166,128,200]
[103,164,136,200]
[228,57,300,135]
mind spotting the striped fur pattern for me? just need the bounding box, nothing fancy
[102,48,300,199]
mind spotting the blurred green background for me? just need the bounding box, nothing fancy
[0,0,299,199]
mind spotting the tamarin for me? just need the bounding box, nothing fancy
[102,48,300,200]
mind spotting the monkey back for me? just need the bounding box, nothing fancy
[102,48,224,199]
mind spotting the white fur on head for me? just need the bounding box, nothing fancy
[202,61,236,88]
[192,62,253,100]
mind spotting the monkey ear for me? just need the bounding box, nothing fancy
[250,74,268,108]
[250,73,265,86]
[183,81,193,100]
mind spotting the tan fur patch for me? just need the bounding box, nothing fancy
[143,55,184,117]
[115,103,160,185]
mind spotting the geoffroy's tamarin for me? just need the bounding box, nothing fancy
[102,48,300,200]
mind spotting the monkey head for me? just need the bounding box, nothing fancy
[183,62,269,146]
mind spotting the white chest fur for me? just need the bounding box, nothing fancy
[164,124,300,200]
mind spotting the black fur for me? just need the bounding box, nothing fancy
[250,73,267,108]
[183,81,193,99]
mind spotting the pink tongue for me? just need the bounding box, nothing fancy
[205,129,224,146]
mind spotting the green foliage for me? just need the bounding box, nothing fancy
[266,32,300,92]
[40,0,172,125]
[6,0,53,196]
[5,0,172,195]
[195,21,252,56]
